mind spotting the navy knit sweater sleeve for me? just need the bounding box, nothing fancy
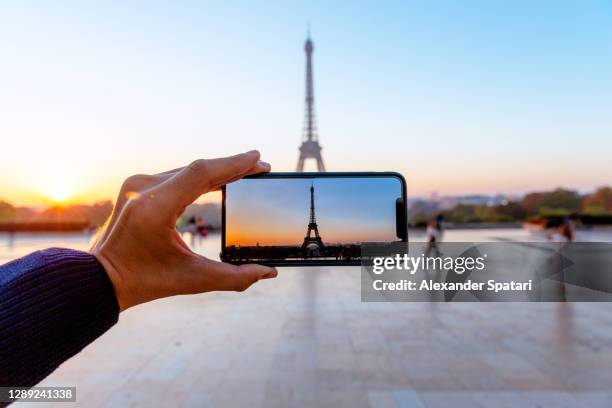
[0,248,119,387]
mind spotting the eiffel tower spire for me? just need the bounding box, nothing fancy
[296,32,326,172]
[309,182,317,224]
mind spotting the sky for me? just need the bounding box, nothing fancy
[0,1,611,206]
[225,177,401,246]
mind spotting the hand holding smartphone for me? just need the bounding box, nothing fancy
[222,172,407,266]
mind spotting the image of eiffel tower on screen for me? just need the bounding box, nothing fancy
[224,176,403,263]
[301,183,325,257]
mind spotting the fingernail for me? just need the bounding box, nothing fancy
[258,160,271,167]
[261,271,277,279]
[247,149,259,155]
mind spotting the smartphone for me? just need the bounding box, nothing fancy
[221,172,407,266]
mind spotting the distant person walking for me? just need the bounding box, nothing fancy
[545,213,577,301]
[559,222,574,242]
[548,215,576,243]
[196,216,208,237]
[435,213,444,241]
[424,214,444,257]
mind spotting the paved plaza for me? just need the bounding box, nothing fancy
[21,267,612,407]
[6,230,612,407]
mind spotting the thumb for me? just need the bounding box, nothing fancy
[189,257,278,293]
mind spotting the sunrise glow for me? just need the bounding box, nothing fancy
[46,182,73,205]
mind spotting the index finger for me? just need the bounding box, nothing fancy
[155,150,269,208]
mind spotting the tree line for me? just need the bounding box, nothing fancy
[410,187,612,226]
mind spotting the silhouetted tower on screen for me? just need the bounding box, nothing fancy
[296,34,326,172]
[302,183,324,251]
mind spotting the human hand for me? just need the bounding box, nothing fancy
[91,150,277,311]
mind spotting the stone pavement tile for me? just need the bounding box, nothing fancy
[130,350,192,383]
[399,353,449,379]
[403,374,465,392]
[417,391,482,408]
[577,351,612,369]
[355,352,411,389]
[481,352,539,374]
[262,389,296,408]
[351,329,389,353]
[369,390,430,408]
[316,348,357,371]
[468,391,534,407]
[316,327,352,348]
[293,384,318,407]
[314,368,362,391]
[180,391,212,408]
[270,352,302,371]
[436,352,489,372]
[456,370,510,391]
[504,375,565,391]
[207,384,266,408]
[557,368,612,390]
[520,391,590,408]
[388,338,439,356]
[265,369,317,407]
[360,367,413,390]
[368,391,398,408]
[479,352,563,390]
[262,375,297,408]
[101,380,173,408]
[101,389,148,408]
[314,390,369,408]
[573,392,612,407]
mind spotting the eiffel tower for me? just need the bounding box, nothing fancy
[296,33,326,172]
[302,183,324,252]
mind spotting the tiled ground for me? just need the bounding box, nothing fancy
[20,267,612,408]
[7,230,612,407]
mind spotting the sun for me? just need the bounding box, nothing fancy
[47,182,72,204]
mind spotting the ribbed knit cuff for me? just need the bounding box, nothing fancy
[0,248,119,387]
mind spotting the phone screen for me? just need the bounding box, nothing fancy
[222,173,406,265]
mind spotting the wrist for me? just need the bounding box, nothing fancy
[91,249,129,312]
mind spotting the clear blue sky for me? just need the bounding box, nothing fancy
[0,1,611,205]
[226,177,401,245]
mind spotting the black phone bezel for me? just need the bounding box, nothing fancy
[221,171,408,267]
